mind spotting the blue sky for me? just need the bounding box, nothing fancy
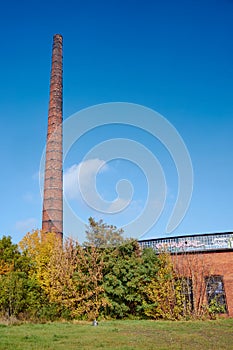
[1,0,233,243]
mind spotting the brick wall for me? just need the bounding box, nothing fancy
[172,250,233,316]
[42,34,63,240]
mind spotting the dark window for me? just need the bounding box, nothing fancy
[206,276,227,313]
[177,277,193,313]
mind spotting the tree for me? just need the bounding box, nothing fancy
[172,250,212,318]
[73,244,109,320]
[20,231,108,321]
[0,271,43,319]
[19,230,59,280]
[0,236,21,275]
[0,271,27,318]
[103,240,159,318]
[85,217,124,248]
[18,230,63,319]
[0,235,44,320]
[36,236,78,317]
[143,252,184,320]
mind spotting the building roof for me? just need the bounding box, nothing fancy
[138,231,233,253]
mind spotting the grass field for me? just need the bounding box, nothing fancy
[0,319,232,350]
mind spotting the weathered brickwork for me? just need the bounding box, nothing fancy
[42,34,63,240]
[172,250,233,316]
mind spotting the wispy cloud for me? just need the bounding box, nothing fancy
[15,217,38,232]
[64,158,108,201]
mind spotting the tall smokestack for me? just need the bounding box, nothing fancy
[42,34,63,240]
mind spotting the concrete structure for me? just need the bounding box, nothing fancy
[139,232,233,316]
[42,34,63,240]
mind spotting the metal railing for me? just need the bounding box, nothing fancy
[139,232,233,253]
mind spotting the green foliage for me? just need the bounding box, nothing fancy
[85,217,124,248]
[0,236,19,261]
[207,297,226,319]
[103,241,159,318]
[0,224,227,322]
[0,235,48,320]
[71,245,109,320]
[142,252,185,320]
[0,271,26,317]
[0,235,21,274]
[0,271,44,319]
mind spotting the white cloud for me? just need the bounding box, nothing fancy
[64,159,108,201]
[15,218,38,232]
[63,164,80,200]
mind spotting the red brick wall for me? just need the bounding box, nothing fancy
[172,250,233,316]
[42,34,63,240]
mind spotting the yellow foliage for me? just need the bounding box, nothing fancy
[19,230,60,281]
[19,232,108,320]
[143,252,184,320]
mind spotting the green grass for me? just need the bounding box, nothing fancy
[0,319,232,350]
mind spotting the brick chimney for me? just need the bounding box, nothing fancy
[42,34,63,240]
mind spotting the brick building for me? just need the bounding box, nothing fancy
[139,232,233,317]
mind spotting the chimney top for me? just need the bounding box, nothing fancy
[53,33,63,40]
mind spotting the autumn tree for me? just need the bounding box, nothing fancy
[85,217,124,248]
[2,224,216,321]
[0,236,21,275]
[18,230,63,319]
[73,244,109,321]
[0,235,43,319]
[19,230,59,279]
[143,252,184,320]
[20,231,108,321]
